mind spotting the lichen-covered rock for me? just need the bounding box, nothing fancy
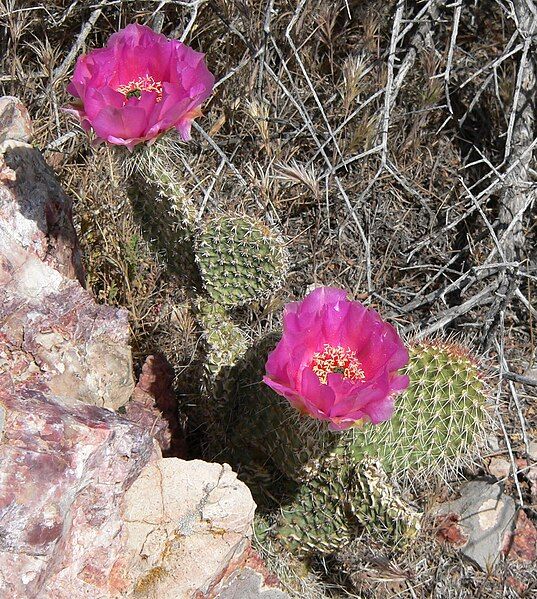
[433,481,516,570]
[0,96,33,144]
[207,548,289,598]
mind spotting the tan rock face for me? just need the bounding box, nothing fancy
[0,96,257,599]
[123,459,255,598]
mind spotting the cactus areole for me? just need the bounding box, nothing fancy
[263,287,409,430]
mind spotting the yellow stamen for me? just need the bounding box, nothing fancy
[117,75,163,102]
[311,344,365,385]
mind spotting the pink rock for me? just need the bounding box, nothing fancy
[0,96,82,283]
[501,509,537,564]
[434,512,469,548]
[488,457,510,479]
[0,381,154,597]
[125,354,186,457]
[0,239,135,410]
[1,96,133,411]
[0,96,257,598]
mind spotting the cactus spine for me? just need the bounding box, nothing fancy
[344,339,489,485]
[218,337,489,490]
[274,457,421,556]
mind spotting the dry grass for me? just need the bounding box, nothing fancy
[1,0,535,596]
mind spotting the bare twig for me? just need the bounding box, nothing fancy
[442,0,462,118]
[52,0,107,83]
[404,284,497,338]
[502,371,537,387]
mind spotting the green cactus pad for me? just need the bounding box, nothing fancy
[343,339,489,485]
[213,334,336,491]
[217,337,489,491]
[274,457,421,556]
[196,299,248,383]
[123,133,197,225]
[196,215,289,307]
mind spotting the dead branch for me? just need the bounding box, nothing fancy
[51,0,107,84]
[481,0,537,347]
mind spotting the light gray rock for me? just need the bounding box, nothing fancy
[434,480,516,570]
[0,96,33,144]
[214,567,289,599]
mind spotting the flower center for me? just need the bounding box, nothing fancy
[117,75,163,102]
[310,344,365,385]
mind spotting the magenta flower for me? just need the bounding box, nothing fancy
[263,287,409,431]
[66,24,214,150]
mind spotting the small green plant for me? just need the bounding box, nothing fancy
[196,299,248,384]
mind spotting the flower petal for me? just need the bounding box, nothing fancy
[65,23,214,148]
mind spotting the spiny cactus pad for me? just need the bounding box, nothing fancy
[274,457,421,556]
[196,299,248,383]
[217,337,489,491]
[213,334,335,491]
[343,339,489,485]
[196,215,288,307]
[123,133,197,225]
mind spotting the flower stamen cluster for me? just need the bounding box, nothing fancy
[311,344,365,385]
[117,75,163,102]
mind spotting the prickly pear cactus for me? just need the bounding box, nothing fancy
[345,339,489,485]
[196,299,248,384]
[273,457,421,556]
[213,334,336,489]
[123,133,197,225]
[195,214,289,307]
[218,337,489,489]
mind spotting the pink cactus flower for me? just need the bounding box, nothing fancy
[66,24,214,150]
[263,287,409,431]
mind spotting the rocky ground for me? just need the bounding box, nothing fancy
[0,96,284,598]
